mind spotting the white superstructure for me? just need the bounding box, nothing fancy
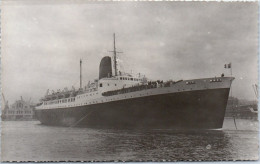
[36,76,233,110]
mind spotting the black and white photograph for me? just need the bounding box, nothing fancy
[1,0,258,162]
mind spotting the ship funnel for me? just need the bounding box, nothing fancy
[99,56,112,79]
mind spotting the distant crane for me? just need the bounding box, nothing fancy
[233,84,258,114]
[2,93,6,106]
[252,84,258,99]
[249,84,258,113]
[2,93,9,110]
[45,89,49,96]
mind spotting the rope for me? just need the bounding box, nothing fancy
[69,111,93,127]
[230,64,237,130]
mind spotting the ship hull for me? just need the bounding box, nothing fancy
[35,88,230,129]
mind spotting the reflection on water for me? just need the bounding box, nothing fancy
[1,118,258,161]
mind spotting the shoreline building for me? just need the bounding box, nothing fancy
[225,96,258,120]
[2,96,35,121]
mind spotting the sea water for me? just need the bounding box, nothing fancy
[1,118,258,161]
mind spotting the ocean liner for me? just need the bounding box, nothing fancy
[35,34,234,129]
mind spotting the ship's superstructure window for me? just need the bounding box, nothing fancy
[210,78,222,82]
[186,81,195,85]
[99,83,103,87]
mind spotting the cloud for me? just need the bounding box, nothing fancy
[2,1,258,103]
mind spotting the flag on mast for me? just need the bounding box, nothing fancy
[224,63,231,69]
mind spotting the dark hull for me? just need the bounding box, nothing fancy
[35,88,230,129]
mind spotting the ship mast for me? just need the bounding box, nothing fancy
[109,33,122,76]
[80,59,82,89]
[113,33,117,76]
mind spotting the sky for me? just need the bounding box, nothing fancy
[1,1,258,104]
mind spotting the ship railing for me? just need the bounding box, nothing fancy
[102,80,182,97]
[44,90,78,99]
[78,88,98,95]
